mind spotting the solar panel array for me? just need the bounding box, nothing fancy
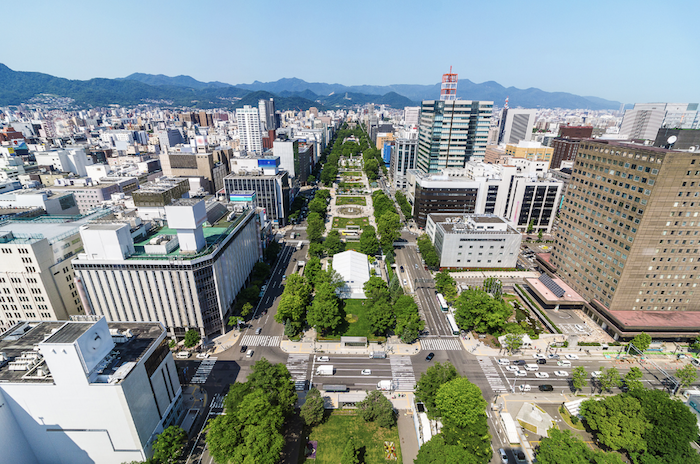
[538,274,565,298]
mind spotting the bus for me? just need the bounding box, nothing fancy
[436,293,449,312]
[446,313,460,336]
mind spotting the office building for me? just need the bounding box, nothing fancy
[620,103,700,141]
[426,213,521,268]
[34,147,93,177]
[225,157,291,227]
[654,128,700,151]
[157,129,184,150]
[552,140,700,339]
[159,149,230,193]
[0,209,113,333]
[236,105,263,154]
[497,108,537,144]
[0,189,80,215]
[550,138,581,169]
[73,201,261,338]
[404,106,420,127]
[416,100,493,173]
[258,98,276,131]
[559,126,594,139]
[407,160,562,231]
[51,183,123,214]
[131,177,191,220]
[0,318,183,464]
[390,130,418,190]
[273,139,311,183]
[505,141,553,165]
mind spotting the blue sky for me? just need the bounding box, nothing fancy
[3,0,698,104]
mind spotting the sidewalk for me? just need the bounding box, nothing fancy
[211,330,241,354]
[280,338,421,356]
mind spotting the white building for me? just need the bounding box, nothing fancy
[72,200,262,338]
[0,189,80,215]
[498,108,538,144]
[0,318,183,464]
[390,128,418,189]
[426,214,521,268]
[236,105,263,154]
[403,106,420,127]
[34,147,94,177]
[332,250,370,299]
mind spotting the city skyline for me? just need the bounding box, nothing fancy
[2,0,698,105]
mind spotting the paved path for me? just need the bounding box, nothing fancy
[397,409,420,464]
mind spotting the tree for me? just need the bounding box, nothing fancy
[307,282,343,334]
[417,234,440,268]
[414,434,478,464]
[357,390,396,428]
[503,333,524,354]
[482,277,502,298]
[152,425,187,464]
[340,436,360,464]
[274,274,312,333]
[393,295,424,344]
[359,226,379,256]
[435,378,491,463]
[252,261,271,281]
[300,387,324,427]
[527,220,535,234]
[377,211,400,250]
[308,196,328,217]
[183,329,200,348]
[598,366,622,393]
[240,301,254,317]
[435,270,458,303]
[676,363,698,388]
[624,367,645,391]
[229,389,285,464]
[309,242,325,258]
[415,362,459,419]
[366,300,394,336]
[324,230,345,256]
[536,429,624,464]
[307,174,316,184]
[453,288,511,334]
[306,212,325,244]
[247,358,297,417]
[265,240,281,262]
[631,332,652,353]
[388,274,404,303]
[580,395,650,453]
[304,256,322,286]
[572,366,587,393]
[537,229,544,241]
[691,335,700,352]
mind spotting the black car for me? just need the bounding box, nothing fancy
[539,384,554,392]
[426,352,435,361]
[513,360,527,366]
[536,359,547,365]
[400,266,404,273]
[239,345,248,353]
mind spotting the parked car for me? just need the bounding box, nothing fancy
[692,358,700,367]
[400,266,404,273]
[539,384,554,392]
[499,448,509,463]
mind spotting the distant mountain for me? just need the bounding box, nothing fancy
[121,72,231,90]
[238,77,621,110]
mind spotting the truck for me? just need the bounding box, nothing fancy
[316,365,334,376]
[296,241,303,251]
[377,380,393,391]
[369,351,387,359]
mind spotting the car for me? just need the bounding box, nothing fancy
[536,359,547,365]
[515,370,527,377]
[255,327,262,335]
[246,349,254,358]
[565,354,579,360]
[539,384,554,392]
[505,365,519,372]
[426,352,435,361]
[591,371,602,378]
[692,358,700,367]
[282,275,286,280]
[318,356,330,362]
[361,369,372,375]
[518,384,531,392]
[547,353,560,359]
[678,353,688,359]
[513,360,527,366]
[196,352,210,359]
[574,324,585,332]
[403,279,407,285]
[400,266,404,273]
[533,353,546,360]
[240,345,248,353]
[414,263,419,269]
[499,448,509,463]
[554,370,569,377]
[535,372,550,378]
[497,358,510,366]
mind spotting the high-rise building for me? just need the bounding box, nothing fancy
[390,129,418,190]
[550,138,581,169]
[403,107,420,127]
[552,140,700,339]
[416,100,493,173]
[497,108,537,145]
[0,318,183,464]
[559,126,594,139]
[620,103,700,141]
[159,149,230,193]
[258,98,276,131]
[236,106,263,154]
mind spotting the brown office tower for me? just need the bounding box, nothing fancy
[559,126,593,139]
[550,138,581,169]
[552,140,700,339]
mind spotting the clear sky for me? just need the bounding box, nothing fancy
[3,0,698,104]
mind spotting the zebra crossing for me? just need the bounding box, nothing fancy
[420,338,463,351]
[477,356,508,393]
[239,335,282,347]
[390,356,416,391]
[190,358,217,384]
[286,354,310,391]
[210,393,225,410]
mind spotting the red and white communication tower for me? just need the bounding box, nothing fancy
[440,66,458,101]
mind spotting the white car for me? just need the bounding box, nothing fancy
[533,353,546,360]
[547,353,560,359]
[565,354,579,360]
[554,370,569,377]
[518,384,531,392]
[497,358,510,366]
[515,370,527,377]
[591,371,602,378]
[535,372,550,378]
[196,352,210,359]
[361,369,372,375]
[505,365,519,372]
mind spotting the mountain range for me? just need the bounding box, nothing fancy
[0,64,621,110]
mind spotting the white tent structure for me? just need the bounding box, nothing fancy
[332,250,371,299]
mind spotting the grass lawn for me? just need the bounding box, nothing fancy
[300,412,402,464]
[338,182,365,188]
[333,216,369,229]
[321,299,384,341]
[335,196,367,206]
[341,171,362,176]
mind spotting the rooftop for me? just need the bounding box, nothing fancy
[525,275,586,304]
[0,209,113,244]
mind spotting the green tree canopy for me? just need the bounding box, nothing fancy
[676,363,698,388]
[377,211,400,250]
[414,434,478,464]
[304,256,322,286]
[274,274,312,333]
[357,390,396,428]
[503,333,524,354]
[324,230,345,256]
[306,212,325,244]
[572,366,588,393]
[340,436,360,464]
[453,289,511,335]
[624,367,645,392]
[152,425,187,464]
[183,329,200,348]
[580,395,650,453]
[435,270,458,303]
[536,429,625,464]
[246,357,297,417]
[307,282,343,335]
[359,226,379,256]
[631,332,652,353]
[415,362,459,419]
[393,295,424,343]
[417,234,440,268]
[300,387,324,427]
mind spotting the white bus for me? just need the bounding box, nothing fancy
[446,313,460,335]
[436,293,449,312]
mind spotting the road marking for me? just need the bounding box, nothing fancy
[190,357,218,384]
[286,353,310,390]
[420,338,462,351]
[478,357,508,393]
[390,355,416,391]
[239,335,282,347]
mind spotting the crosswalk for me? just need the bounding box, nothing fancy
[390,356,416,391]
[210,393,225,410]
[420,338,462,351]
[286,354,310,391]
[477,356,508,393]
[190,358,217,384]
[239,335,282,347]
